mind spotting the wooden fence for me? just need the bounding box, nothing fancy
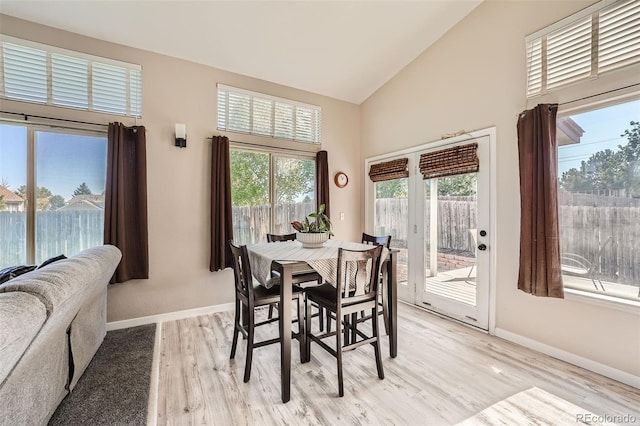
[0,210,104,267]
[2,196,638,283]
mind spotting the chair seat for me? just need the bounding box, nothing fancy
[305,283,365,311]
[271,270,322,286]
[254,284,304,305]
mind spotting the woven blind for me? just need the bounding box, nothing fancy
[419,143,479,179]
[368,158,409,182]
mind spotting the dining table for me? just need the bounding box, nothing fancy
[246,239,398,403]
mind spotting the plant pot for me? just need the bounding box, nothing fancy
[296,232,329,249]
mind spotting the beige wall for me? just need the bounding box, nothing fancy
[360,1,640,377]
[0,15,362,322]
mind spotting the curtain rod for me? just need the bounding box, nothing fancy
[0,110,109,127]
[559,82,640,106]
[208,136,320,155]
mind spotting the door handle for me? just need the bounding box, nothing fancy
[477,244,487,251]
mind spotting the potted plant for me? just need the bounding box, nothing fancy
[291,204,333,248]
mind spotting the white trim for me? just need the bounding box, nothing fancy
[525,0,617,43]
[106,302,235,331]
[146,321,162,426]
[0,34,141,71]
[364,127,498,333]
[494,327,640,389]
[564,288,640,314]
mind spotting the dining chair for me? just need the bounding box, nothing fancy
[228,240,306,383]
[358,233,391,334]
[304,245,384,397]
[266,233,326,331]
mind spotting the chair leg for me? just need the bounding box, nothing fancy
[297,296,305,363]
[243,307,255,383]
[305,296,313,363]
[336,311,344,397]
[268,302,277,319]
[350,312,357,343]
[318,305,324,332]
[380,283,389,336]
[343,315,350,345]
[230,299,241,359]
[371,306,384,380]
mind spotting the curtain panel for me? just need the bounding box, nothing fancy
[517,104,564,298]
[419,143,479,180]
[316,150,330,217]
[210,135,234,271]
[368,158,409,182]
[104,122,149,283]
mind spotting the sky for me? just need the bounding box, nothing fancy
[558,99,640,176]
[0,124,107,201]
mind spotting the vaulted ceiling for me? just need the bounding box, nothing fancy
[0,1,482,104]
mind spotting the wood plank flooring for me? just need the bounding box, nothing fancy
[156,303,640,425]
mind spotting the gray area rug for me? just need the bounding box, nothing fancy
[49,324,156,426]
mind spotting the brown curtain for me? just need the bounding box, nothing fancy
[104,122,149,283]
[419,143,478,179]
[517,104,564,298]
[316,150,330,217]
[369,158,409,182]
[210,135,233,271]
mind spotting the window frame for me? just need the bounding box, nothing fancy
[526,0,640,97]
[556,93,640,309]
[0,35,142,117]
[218,84,322,144]
[0,118,107,264]
[229,143,317,243]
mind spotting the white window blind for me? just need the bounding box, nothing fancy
[0,35,142,117]
[525,0,640,97]
[217,84,322,144]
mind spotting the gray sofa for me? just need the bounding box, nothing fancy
[0,245,122,426]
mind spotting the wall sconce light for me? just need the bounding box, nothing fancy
[175,124,186,148]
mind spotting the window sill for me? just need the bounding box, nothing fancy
[564,288,640,315]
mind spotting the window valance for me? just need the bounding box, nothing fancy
[419,143,479,179]
[368,158,409,182]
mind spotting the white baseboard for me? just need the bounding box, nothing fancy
[106,303,235,331]
[494,328,640,389]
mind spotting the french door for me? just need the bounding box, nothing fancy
[366,130,494,330]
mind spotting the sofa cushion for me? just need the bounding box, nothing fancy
[0,292,47,384]
[0,245,122,315]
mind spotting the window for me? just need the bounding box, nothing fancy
[526,0,640,97]
[218,84,321,144]
[230,147,316,244]
[0,35,142,117]
[557,98,640,302]
[0,122,107,268]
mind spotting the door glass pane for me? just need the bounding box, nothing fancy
[557,100,640,301]
[35,131,107,264]
[274,156,315,235]
[374,178,409,285]
[230,150,270,244]
[0,124,28,268]
[424,173,477,306]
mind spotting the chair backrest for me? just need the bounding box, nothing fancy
[228,240,254,299]
[335,245,383,305]
[267,233,296,242]
[361,232,391,249]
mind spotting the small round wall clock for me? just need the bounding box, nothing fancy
[334,172,348,188]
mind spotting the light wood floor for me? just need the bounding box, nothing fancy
[156,303,640,425]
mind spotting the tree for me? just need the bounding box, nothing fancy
[73,182,92,196]
[15,185,60,211]
[375,179,408,199]
[230,151,315,206]
[559,121,640,198]
[49,195,65,210]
